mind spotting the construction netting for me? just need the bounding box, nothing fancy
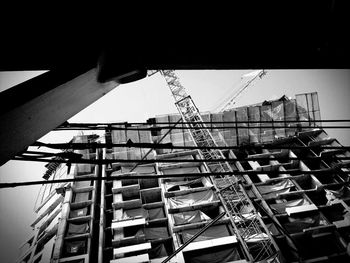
[151,92,321,147]
[111,125,155,160]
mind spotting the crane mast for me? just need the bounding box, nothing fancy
[160,70,279,262]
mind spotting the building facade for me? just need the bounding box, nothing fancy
[17,92,350,263]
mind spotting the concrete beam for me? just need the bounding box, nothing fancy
[111,218,145,229]
[113,242,151,257]
[0,67,118,166]
[183,235,237,252]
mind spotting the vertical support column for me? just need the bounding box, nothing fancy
[157,162,185,263]
[98,148,106,263]
[51,186,72,263]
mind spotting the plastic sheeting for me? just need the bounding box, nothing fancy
[168,191,218,208]
[148,207,165,220]
[284,99,298,136]
[261,188,292,199]
[222,110,237,146]
[173,210,211,225]
[152,93,321,147]
[63,240,86,256]
[184,246,241,263]
[138,128,154,159]
[211,113,224,132]
[282,214,325,233]
[257,180,294,194]
[73,192,90,203]
[156,115,172,154]
[75,136,92,174]
[122,166,156,174]
[296,93,321,127]
[260,104,274,142]
[272,101,286,138]
[149,243,168,259]
[238,202,254,214]
[325,186,350,204]
[67,222,89,236]
[112,124,154,159]
[123,207,148,219]
[162,166,200,175]
[144,227,169,240]
[75,180,92,188]
[265,223,280,236]
[169,114,186,151]
[181,224,230,243]
[122,207,165,220]
[111,125,127,159]
[69,207,88,218]
[236,107,249,145]
[248,106,260,144]
[270,198,309,214]
[166,178,205,191]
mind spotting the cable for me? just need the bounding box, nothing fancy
[53,125,350,131]
[31,142,350,151]
[12,155,350,165]
[2,169,349,189]
[57,119,350,126]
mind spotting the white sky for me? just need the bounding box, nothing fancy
[0,69,349,263]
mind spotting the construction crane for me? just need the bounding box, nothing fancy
[213,69,267,112]
[157,70,280,262]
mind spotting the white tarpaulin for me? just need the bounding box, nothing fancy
[257,180,294,195]
[168,191,218,208]
[173,210,211,225]
[270,198,310,214]
[166,178,206,191]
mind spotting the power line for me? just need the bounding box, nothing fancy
[13,155,350,164]
[31,142,350,151]
[53,125,350,131]
[12,155,350,165]
[55,119,350,127]
[0,169,347,189]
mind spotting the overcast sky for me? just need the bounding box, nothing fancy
[0,69,349,263]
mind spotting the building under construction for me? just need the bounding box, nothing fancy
[16,75,350,263]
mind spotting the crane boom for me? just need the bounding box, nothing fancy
[215,70,267,112]
[160,70,279,262]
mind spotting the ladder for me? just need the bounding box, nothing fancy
[160,70,279,262]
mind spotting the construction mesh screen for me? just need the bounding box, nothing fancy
[153,92,321,147]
